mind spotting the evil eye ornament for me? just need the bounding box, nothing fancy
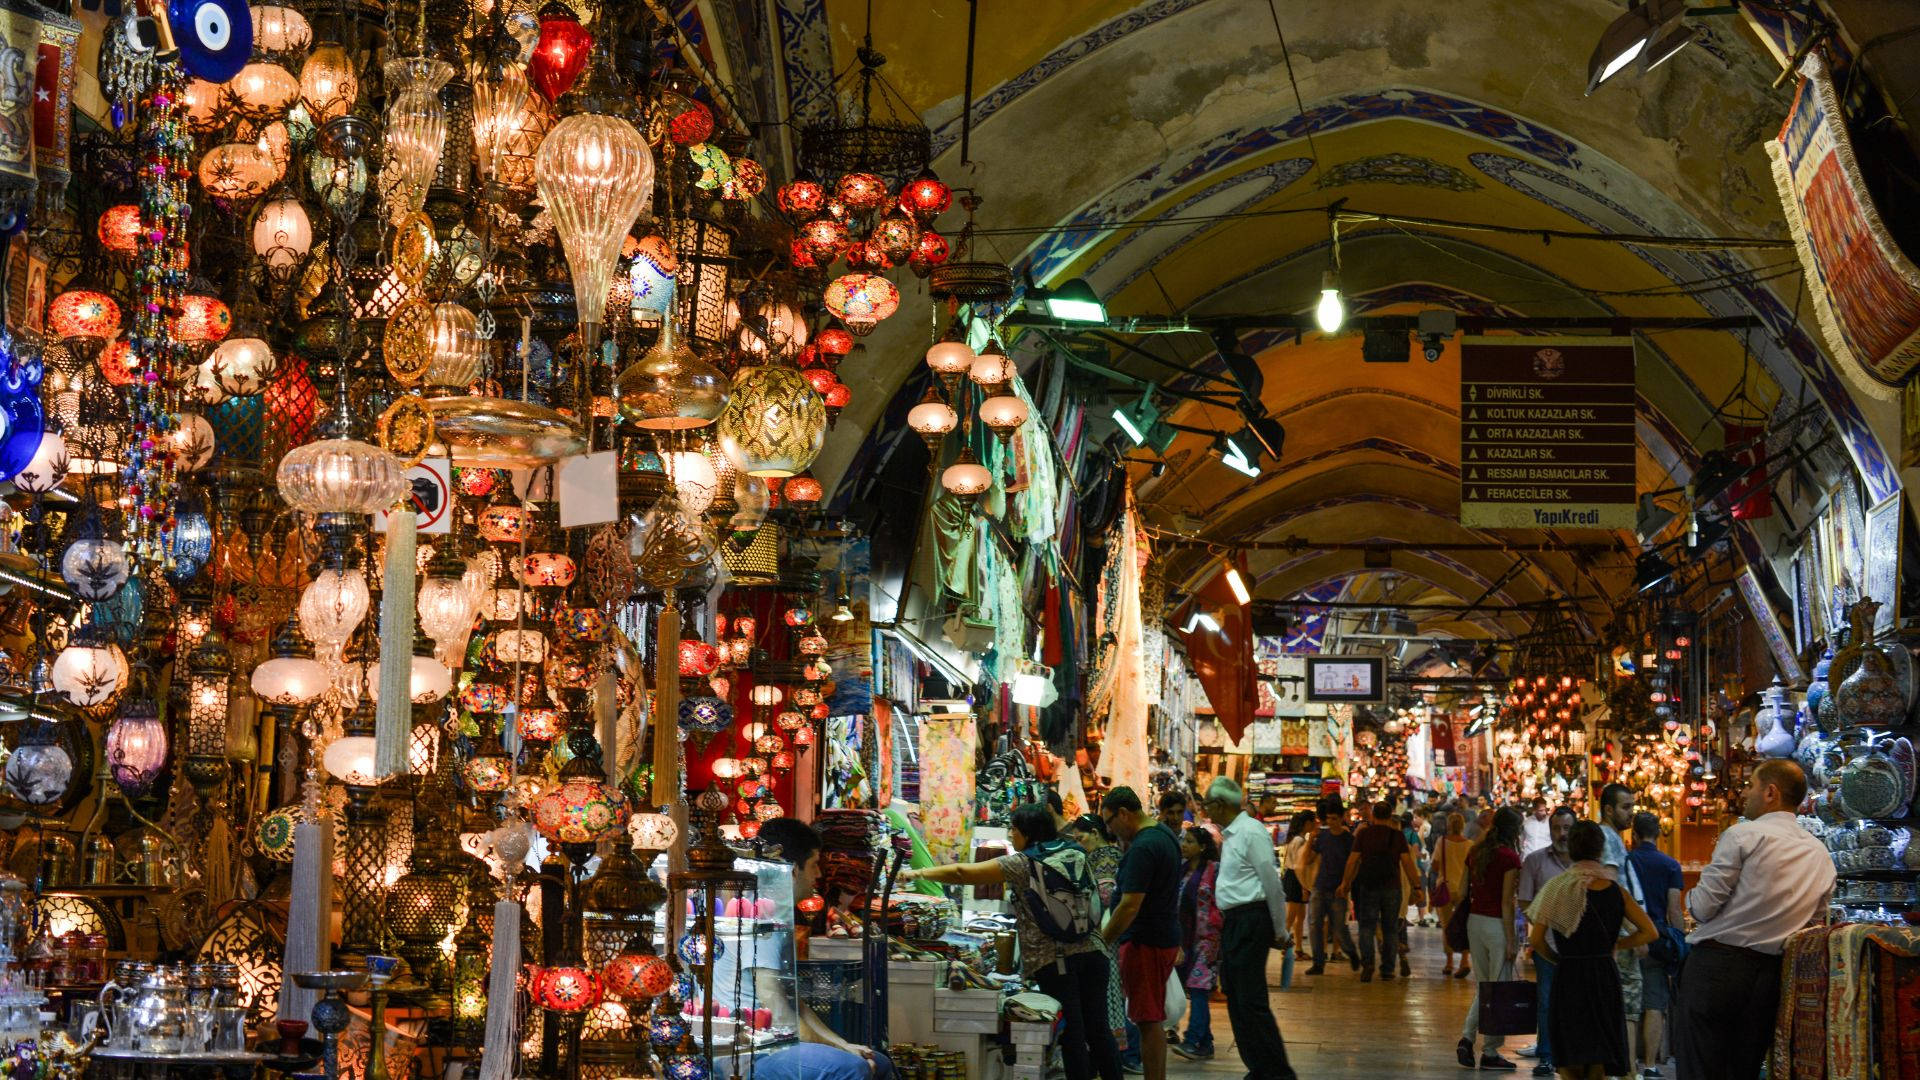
[170,0,254,84]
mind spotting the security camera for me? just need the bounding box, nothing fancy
[1421,333,1445,362]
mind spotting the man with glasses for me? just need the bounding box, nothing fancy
[1201,777,1298,1080]
[1099,787,1182,1080]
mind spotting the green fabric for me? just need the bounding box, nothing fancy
[883,805,947,896]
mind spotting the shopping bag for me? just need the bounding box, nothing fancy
[1477,979,1537,1036]
[1444,878,1473,953]
[1163,970,1187,1028]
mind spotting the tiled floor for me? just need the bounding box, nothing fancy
[1162,922,1607,1079]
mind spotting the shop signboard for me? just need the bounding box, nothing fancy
[1459,336,1636,529]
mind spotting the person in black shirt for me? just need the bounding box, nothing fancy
[1100,786,1182,1080]
[1336,801,1424,982]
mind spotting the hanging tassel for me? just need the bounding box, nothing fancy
[279,819,334,1023]
[595,665,620,791]
[375,510,417,778]
[650,600,681,806]
[478,898,524,1080]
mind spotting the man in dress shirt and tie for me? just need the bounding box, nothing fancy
[1672,759,1833,1080]
[1199,776,1298,1080]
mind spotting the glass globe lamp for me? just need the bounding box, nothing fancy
[968,344,1016,392]
[661,450,717,515]
[517,706,563,742]
[232,61,301,117]
[628,809,679,854]
[714,364,825,478]
[252,4,311,54]
[106,699,169,797]
[298,568,370,647]
[907,384,957,440]
[299,41,359,121]
[198,141,279,202]
[417,558,478,650]
[471,59,531,193]
[925,339,973,381]
[425,302,483,389]
[822,274,899,335]
[60,537,131,600]
[382,57,454,216]
[942,446,991,497]
[615,320,729,430]
[207,336,277,396]
[252,196,313,274]
[276,438,410,515]
[532,763,631,846]
[48,289,120,342]
[980,395,1031,441]
[535,111,655,337]
[98,204,142,256]
[252,622,329,706]
[528,965,603,1013]
[323,733,379,788]
[51,635,129,710]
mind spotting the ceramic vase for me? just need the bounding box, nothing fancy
[1755,678,1798,758]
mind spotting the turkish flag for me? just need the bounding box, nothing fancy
[1725,423,1774,520]
[1176,556,1258,744]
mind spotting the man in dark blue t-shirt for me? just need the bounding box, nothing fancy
[1627,812,1684,1079]
[1102,786,1183,1080]
[1300,800,1358,974]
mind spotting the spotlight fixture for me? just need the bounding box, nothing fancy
[1223,563,1251,606]
[1634,549,1677,593]
[1112,392,1175,452]
[1040,277,1107,324]
[1211,434,1261,478]
[1586,0,1689,94]
[1634,492,1678,544]
[1181,609,1220,634]
[1314,269,1346,334]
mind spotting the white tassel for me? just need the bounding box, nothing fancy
[279,820,334,1024]
[595,667,619,791]
[478,899,523,1080]
[375,510,417,778]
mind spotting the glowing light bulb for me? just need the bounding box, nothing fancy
[1314,270,1345,334]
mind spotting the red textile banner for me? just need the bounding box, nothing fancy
[1725,423,1775,520]
[1176,556,1257,743]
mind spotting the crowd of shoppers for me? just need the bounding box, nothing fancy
[898,760,1834,1080]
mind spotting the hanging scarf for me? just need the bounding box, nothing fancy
[1525,859,1611,938]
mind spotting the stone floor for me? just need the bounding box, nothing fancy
[1160,921,1668,1079]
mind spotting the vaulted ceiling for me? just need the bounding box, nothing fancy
[724,0,1908,646]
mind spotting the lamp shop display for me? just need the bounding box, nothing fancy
[0,0,937,1076]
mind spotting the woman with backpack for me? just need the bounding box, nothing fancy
[1171,826,1222,1061]
[901,803,1122,1080]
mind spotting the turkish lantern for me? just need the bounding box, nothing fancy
[529,2,592,103]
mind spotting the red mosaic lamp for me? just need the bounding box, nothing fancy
[529,1,592,103]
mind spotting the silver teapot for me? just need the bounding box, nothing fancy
[120,966,190,1054]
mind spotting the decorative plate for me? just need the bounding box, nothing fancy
[1888,736,1916,809]
[1838,754,1904,819]
[377,394,436,466]
[389,213,437,286]
[383,297,434,384]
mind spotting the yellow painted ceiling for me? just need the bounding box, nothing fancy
[820,0,1142,120]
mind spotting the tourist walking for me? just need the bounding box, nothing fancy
[1170,826,1220,1061]
[1336,800,1423,982]
[1434,812,1474,976]
[899,804,1120,1080]
[1199,777,1299,1080]
[1301,799,1358,974]
[1281,811,1315,960]
[1626,812,1683,1080]
[1523,821,1659,1080]
[1065,814,1128,1050]
[1672,761,1834,1080]
[1515,807,1575,1076]
[1455,807,1523,1071]
[1100,787,1183,1080]
[1596,784,1648,1075]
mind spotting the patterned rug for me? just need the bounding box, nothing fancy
[1878,943,1920,1080]
[1774,925,1833,1080]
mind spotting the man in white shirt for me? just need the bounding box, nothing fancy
[1199,776,1297,1080]
[1519,797,1553,858]
[1672,760,1833,1080]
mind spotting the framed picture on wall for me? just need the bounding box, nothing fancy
[1864,491,1904,633]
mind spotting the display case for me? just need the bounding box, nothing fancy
[658,795,802,1080]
